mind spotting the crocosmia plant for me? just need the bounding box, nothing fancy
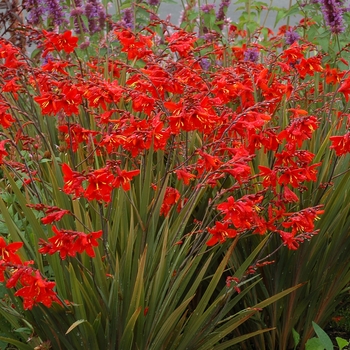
[0,0,349,349]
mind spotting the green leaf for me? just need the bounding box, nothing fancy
[312,321,333,350]
[274,9,287,27]
[292,328,300,350]
[0,337,33,350]
[336,337,349,350]
[305,337,324,350]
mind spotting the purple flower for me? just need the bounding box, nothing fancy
[71,7,88,34]
[73,0,83,6]
[25,0,46,25]
[244,48,259,63]
[216,0,230,29]
[200,58,211,71]
[44,0,66,26]
[285,30,300,45]
[319,0,345,34]
[148,0,160,5]
[121,8,134,29]
[201,4,215,13]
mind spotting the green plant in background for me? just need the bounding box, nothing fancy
[293,322,350,350]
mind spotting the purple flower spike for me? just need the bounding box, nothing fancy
[121,8,134,29]
[25,0,46,25]
[200,58,211,70]
[319,0,345,34]
[216,0,231,29]
[45,0,66,26]
[285,30,300,45]
[244,48,259,63]
[201,4,215,13]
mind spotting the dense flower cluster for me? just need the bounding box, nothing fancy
[0,14,349,314]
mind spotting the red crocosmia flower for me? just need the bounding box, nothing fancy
[278,167,306,188]
[282,207,324,235]
[0,262,7,283]
[41,209,71,224]
[288,108,308,119]
[85,168,114,202]
[278,116,319,149]
[2,77,22,100]
[72,230,102,258]
[295,56,323,79]
[217,196,258,230]
[278,230,301,250]
[13,269,62,310]
[282,187,299,203]
[323,64,344,85]
[160,187,181,217]
[0,103,15,128]
[39,226,102,259]
[330,132,350,156]
[258,166,277,188]
[131,93,155,116]
[196,151,222,175]
[41,59,70,75]
[304,162,322,182]
[280,42,305,64]
[114,30,153,59]
[206,221,237,246]
[42,30,78,57]
[175,169,196,185]
[0,139,9,164]
[34,93,64,116]
[113,167,140,191]
[166,31,197,57]
[59,124,98,152]
[338,77,350,102]
[0,237,23,265]
[62,163,85,198]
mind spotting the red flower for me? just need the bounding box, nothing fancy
[0,139,9,164]
[206,221,237,246]
[42,30,78,57]
[72,230,102,258]
[278,230,301,250]
[0,237,23,272]
[175,169,196,185]
[34,93,64,116]
[62,163,85,198]
[85,168,114,202]
[39,226,102,259]
[258,165,277,188]
[282,187,299,203]
[113,167,140,191]
[278,167,306,188]
[160,187,181,217]
[217,196,260,230]
[114,30,153,59]
[0,103,15,128]
[282,207,324,235]
[13,269,61,309]
[41,209,71,224]
[338,77,350,102]
[166,31,197,57]
[330,132,350,156]
[0,237,22,264]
